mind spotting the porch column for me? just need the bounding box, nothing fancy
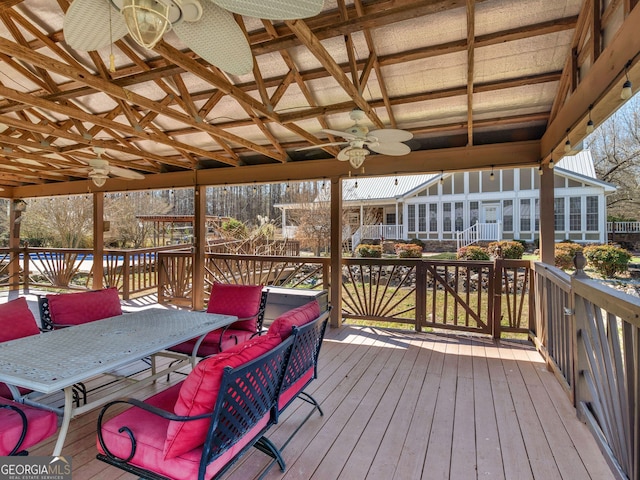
[92,192,104,290]
[330,176,343,328]
[8,199,24,296]
[193,185,206,310]
[539,163,555,264]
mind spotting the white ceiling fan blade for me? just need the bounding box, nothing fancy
[321,129,358,141]
[337,146,352,161]
[108,165,145,180]
[64,0,128,51]
[367,142,411,156]
[174,2,253,75]
[297,141,346,151]
[210,0,323,20]
[367,128,413,143]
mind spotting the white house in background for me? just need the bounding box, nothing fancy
[276,150,616,249]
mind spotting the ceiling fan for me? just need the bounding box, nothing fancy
[63,0,324,75]
[300,109,413,169]
[84,148,145,187]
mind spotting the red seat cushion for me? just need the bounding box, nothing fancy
[206,283,263,332]
[268,300,321,340]
[0,398,58,455]
[170,328,257,357]
[47,287,122,326]
[163,333,282,459]
[0,297,40,342]
[97,383,270,480]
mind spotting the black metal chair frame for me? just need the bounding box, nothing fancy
[1,403,29,456]
[96,334,296,480]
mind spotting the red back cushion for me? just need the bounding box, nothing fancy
[0,297,40,342]
[267,300,321,340]
[47,287,122,326]
[206,283,263,332]
[164,333,282,459]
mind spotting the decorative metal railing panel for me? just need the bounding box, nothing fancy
[203,254,328,295]
[496,259,534,335]
[26,248,92,289]
[157,251,193,307]
[574,277,639,480]
[341,258,418,326]
[422,260,494,334]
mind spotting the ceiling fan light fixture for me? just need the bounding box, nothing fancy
[121,0,171,49]
[90,172,109,187]
[347,147,368,169]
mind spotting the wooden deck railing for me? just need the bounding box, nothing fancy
[533,255,639,480]
[155,253,533,338]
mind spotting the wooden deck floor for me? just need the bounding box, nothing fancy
[28,325,614,480]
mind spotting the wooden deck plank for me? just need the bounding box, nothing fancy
[17,325,616,480]
[497,340,563,479]
[365,336,434,480]
[421,340,459,479]
[471,338,505,479]
[336,336,424,480]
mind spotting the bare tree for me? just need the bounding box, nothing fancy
[20,196,93,247]
[105,192,172,247]
[588,95,640,220]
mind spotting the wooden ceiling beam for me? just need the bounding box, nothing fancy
[286,19,384,129]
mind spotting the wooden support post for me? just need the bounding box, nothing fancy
[192,184,206,311]
[539,163,555,265]
[330,177,342,328]
[8,199,24,296]
[92,192,105,291]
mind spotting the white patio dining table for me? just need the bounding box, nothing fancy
[0,308,236,456]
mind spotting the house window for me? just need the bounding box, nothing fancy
[586,196,598,231]
[554,198,565,231]
[386,213,396,225]
[441,176,452,195]
[519,168,531,190]
[443,203,452,231]
[429,204,437,231]
[455,202,464,231]
[418,204,427,232]
[470,202,479,225]
[503,200,513,231]
[569,197,581,231]
[520,199,531,231]
[534,199,539,231]
[408,205,415,232]
[454,173,464,194]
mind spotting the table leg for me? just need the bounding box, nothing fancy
[52,387,74,456]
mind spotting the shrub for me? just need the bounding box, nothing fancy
[408,238,425,250]
[457,245,490,261]
[221,218,248,238]
[356,244,382,258]
[487,240,525,259]
[583,244,631,278]
[395,243,423,258]
[554,242,583,270]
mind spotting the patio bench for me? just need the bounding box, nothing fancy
[38,286,122,330]
[0,398,58,456]
[95,300,330,480]
[96,333,296,480]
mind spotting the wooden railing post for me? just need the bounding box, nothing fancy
[571,251,588,412]
[122,251,131,300]
[22,247,29,293]
[415,260,426,332]
[493,259,502,339]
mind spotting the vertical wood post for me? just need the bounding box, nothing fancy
[539,162,555,265]
[8,200,22,296]
[415,261,426,332]
[192,184,206,311]
[92,192,105,291]
[330,177,343,328]
[493,259,503,339]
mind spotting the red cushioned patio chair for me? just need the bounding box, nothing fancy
[169,283,269,358]
[0,398,58,456]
